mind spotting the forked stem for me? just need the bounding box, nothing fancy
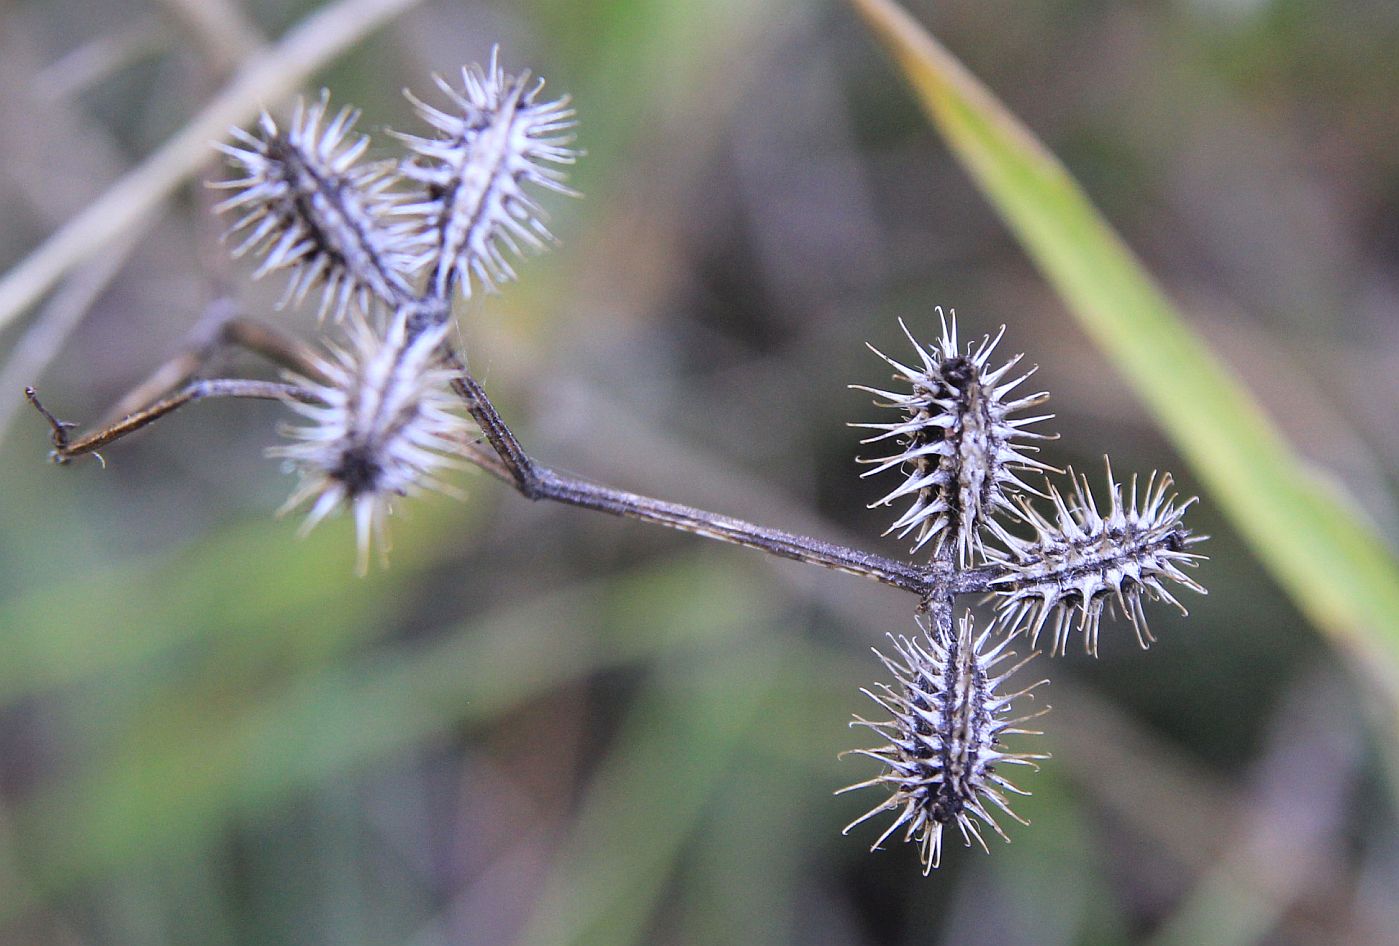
[25,309,1005,598]
[28,379,312,463]
[441,349,994,598]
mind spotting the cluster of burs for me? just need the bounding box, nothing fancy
[37,52,1206,875]
[842,313,1205,872]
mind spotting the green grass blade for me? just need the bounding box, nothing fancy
[850,0,1399,694]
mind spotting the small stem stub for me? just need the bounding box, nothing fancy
[25,386,74,462]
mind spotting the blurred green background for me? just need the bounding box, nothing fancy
[1,0,1397,943]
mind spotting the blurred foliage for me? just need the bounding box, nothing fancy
[0,0,1396,944]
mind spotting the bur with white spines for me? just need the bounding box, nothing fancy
[209,51,583,570]
[270,310,475,573]
[987,463,1208,656]
[393,47,580,303]
[839,612,1048,874]
[854,308,1055,564]
[212,93,417,321]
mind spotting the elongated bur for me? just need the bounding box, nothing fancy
[854,309,1055,563]
[839,612,1047,874]
[988,464,1208,655]
[271,311,475,573]
[213,93,417,320]
[394,48,579,304]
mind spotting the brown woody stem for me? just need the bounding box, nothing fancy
[441,344,1002,598]
[28,379,312,463]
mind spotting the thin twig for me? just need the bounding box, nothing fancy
[0,235,139,443]
[538,466,937,593]
[98,298,242,425]
[221,318,327,380]
[450,431,1009,598]
[450,371,541,497]
[98,304,326,424]
[27,379,312,463]
[21,302,326,464]
[443,354,982,597]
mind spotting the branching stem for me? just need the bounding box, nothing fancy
[28,379,312,463]
[442,348,1001,599]
[25,307,1008,598]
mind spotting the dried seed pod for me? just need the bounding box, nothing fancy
[213,93,416,320]
[988,464,1208,655]
[854,309,1055,563]
[270,310,474,573]
[839,612,1047,874]
[393,48,579,302]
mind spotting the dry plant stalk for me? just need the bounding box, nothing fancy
[25,49,1207,874]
